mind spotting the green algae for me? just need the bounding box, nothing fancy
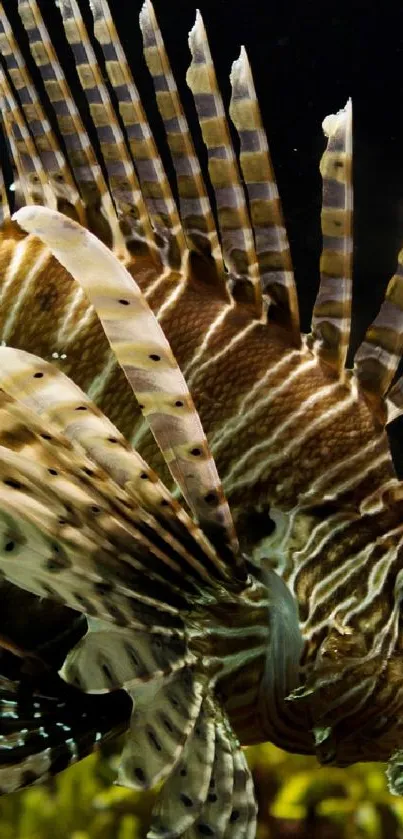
[0,744,402,839]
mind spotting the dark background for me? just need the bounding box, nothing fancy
[2,0,403,460]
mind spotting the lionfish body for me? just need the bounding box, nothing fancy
[0,0,402,833]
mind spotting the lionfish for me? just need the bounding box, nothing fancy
[0,0,402,835]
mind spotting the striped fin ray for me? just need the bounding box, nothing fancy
[186,11,262,314]
[89,0,187,276]
[148,697,215,838]
[0,65,54,207]
[0,673,131,794]
[0,3,85,223]
[56,0,158,260]
[18,0,125,255]
[310,100,353,373]
[355,246,403,403]
[229,47,300,338]
[14,205,242,570]
[139,1,225,275]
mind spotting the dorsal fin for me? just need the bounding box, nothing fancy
[89,0,186,274]
[229,46,300,341]
[0,2,85,223]
[186,11,262,316]
[18,0,125,255]
[0,64,54,208]
[355,246,403,405]
[56,0,158,262]
[310,100,353,374]
[14,205,243,571]
[139,1,225,277]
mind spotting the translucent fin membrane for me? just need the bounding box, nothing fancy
[311,100,353,374]
[17,0,125,254]
[89,0,187,273]
[0,2,85,223]
[229,47,300,339]
[14,206,243,571]
[0,65,54,207]
[186,11,262,315]
[139,0,225,276]
[355,246,403,402]
[56,0,157,260]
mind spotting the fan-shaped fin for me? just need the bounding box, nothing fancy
[119,667,205,790]
[186,11,261,315]
[139,0,224,274]
[355,246,403,401]
[0,3,85,223]
[60,619,193,693]
[56,0,157,260]
[18,0,125,254]
[310,100,353,373]
[0,672,130,794]
[0,346,233,589]
[229,47,300,339]
[0,442,190,632]
[0,65,54,207]
[0,385,212,632]
[13,206,243,572]
[148,697,215,838]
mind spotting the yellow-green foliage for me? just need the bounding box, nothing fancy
[1,744,403,839]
